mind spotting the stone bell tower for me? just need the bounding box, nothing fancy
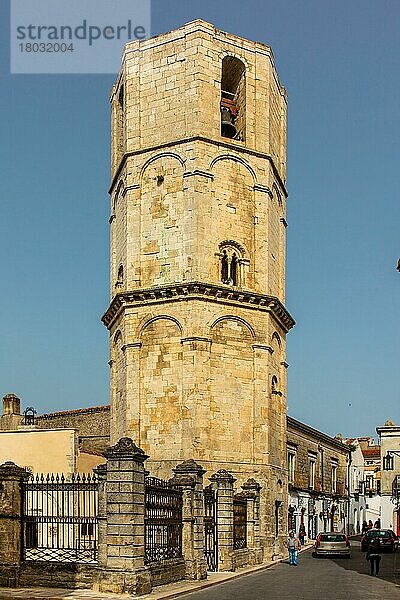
[102,20,294,556]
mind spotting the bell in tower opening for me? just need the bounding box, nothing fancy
[220,55,246,140]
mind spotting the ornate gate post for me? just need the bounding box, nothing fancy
[93,462,107,568]
[171,459,207,580]
[209,469,236,572]
[241,478,263,565]
[0,462,30,587]
[93,438,151,596]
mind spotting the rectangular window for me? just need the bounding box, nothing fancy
[365,475,375,493]
[331,465,337,493]
[309,459,316,489]
[288,451,296,484]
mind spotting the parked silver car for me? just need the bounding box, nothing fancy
[313,532,351,558]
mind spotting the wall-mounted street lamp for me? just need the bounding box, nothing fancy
[382,450,400,471]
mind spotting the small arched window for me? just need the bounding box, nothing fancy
[220,56,246,141]
[271,375,282,396]
[118,84,124,110]
[221,250,229,283]
[116,265,124,287]
[219,242,244,287]
[230,253,238,286]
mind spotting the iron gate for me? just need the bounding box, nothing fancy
[233,495,247,549]
[144,476,183,564]
[21,472,98,563]
[204,485,218,571]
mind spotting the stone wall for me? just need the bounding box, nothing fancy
[36,405,110,454]
[18,563,95,590]
[149,559,186,588]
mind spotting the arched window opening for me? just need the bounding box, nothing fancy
[116,265,124,287]
[118,84,124,110]
[231,253,238,285]
[221,250,229,283]
[219,243,244,287]
[114,83,125,163]
[271,375,282,396]
[221,56,246,141]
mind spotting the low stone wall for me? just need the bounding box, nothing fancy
[150,558,186,587]
[0,563,96,590]
[233,548,250,570]
[1,560,188,592]
[0,566,20,588]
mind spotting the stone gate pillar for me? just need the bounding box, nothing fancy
[93,462,107,568]
[0,461,30,587]
[93,438,151,596]
[209,469,236,572]
[241,478,263,565]
[171,459,207,580]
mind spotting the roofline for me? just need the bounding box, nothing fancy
[38,405,110,419]
[287,416,350,454]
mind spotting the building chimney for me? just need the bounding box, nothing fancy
[2,394,21,416]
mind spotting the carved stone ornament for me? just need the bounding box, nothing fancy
[210,469,236,484]
[0,461,31,479]
[173,458,206,476]
[169,474,196,488]
[104,437,148,461]
[242,478,262,492]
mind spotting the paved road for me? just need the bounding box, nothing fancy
[180,541,400,600]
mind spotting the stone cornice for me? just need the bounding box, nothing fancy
[101,282,295,333]
[287,416,351,455]
[109,136,288,198]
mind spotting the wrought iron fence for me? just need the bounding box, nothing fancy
[145,476,183,564]
[204,485,218,571]
[233,494,247,550]
[22,472,98,563]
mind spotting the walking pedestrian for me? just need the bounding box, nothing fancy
[362,520,368,535]
[368,519,373,529]
[366,537,381,576]
[299,523,306,546]
[286,530,301,566]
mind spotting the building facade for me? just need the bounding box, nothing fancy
[0,394,106,475]
[287,417,349,539]
[101,20,294,558]
[344,438,367,535]
[377,421,400,533]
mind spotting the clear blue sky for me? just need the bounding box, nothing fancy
[1,0,399,438]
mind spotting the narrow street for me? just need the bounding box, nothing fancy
[180,541,400,600]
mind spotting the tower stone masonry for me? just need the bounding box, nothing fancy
[102,19,295,558]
